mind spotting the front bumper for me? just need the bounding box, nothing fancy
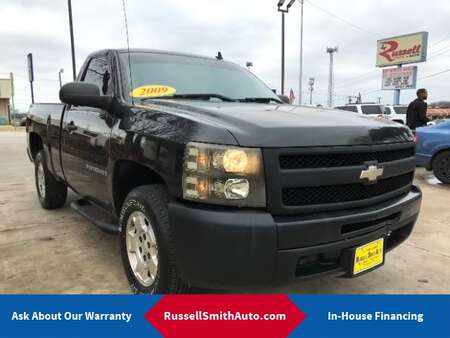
[168,186,421,289]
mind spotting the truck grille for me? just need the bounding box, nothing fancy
[282,172,413,206]
[263,143,416,215]
[280,147,415,169]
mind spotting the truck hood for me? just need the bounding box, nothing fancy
[144,100,413,147]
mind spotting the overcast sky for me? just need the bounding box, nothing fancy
[1,0,449,111]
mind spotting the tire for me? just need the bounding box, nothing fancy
[119,184,189,294]
[34,150,67,209]
[432,150,450,184]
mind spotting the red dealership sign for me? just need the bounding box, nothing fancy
[376,32,428,67]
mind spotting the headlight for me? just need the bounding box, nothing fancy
[182,142,266,207]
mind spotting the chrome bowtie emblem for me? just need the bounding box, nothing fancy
[360,165,384,183]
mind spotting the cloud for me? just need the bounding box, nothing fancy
[0,0,449,110]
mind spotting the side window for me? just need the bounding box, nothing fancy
[82,56,111,95]
[339,106,357,112]
[361,105,382,115]
[384,107,391,115]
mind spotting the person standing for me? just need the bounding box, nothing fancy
[406,88,429,130]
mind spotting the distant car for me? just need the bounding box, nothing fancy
[334,103,386,119]
[427,119,447,127]
[415,119,450,183]
[384,105,407,124]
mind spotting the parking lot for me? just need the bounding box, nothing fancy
[0,130,449,294]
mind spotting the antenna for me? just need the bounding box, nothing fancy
[121,0,134,104]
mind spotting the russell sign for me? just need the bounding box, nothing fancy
[376,31,428,67]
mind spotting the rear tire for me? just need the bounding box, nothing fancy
[119,184,189,294]
[34,150,67,209]
[432,151,450,184]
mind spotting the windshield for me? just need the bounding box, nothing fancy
[119,52,280,103]
[394,106,407,114]
[361,105,383,115]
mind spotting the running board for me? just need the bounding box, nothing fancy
[70,199,119,234]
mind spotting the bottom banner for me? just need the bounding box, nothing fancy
[0,295,448,338]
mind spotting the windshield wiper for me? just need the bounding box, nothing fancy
[237,97,283,104]
[141,93,237,102]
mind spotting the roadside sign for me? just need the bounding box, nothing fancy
[382,66,417,90]
[376,32,428,67]
[27,53,34,82]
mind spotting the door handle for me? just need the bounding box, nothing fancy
[66,121,77,132]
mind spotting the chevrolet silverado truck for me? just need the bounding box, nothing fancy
[26,49,421,293]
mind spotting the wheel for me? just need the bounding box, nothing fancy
[119,185,189,294]
[34,150,67,209]
[432,151,450,184]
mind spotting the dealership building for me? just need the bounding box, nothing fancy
[0,78,12,124]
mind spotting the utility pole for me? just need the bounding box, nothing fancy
[58,68,64,88]
[298,0,304,105]
[393,64,401,105]
[308,77,315,105]
[67,0,76,80]
[277,0,297,95]
[9,72,15,128]
[27,53,35,104]
[326,47,338,107]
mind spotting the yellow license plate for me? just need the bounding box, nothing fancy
[353,238,384,275]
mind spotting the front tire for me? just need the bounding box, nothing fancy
[432,151,450,184]
[34,150,67,209]
[119,185,188,294]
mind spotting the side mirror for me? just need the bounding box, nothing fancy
[278,95,290,104]
[60,82,113,110]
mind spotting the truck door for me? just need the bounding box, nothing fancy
[61,53,113,208]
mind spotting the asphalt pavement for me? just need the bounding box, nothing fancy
[0,131,449,294]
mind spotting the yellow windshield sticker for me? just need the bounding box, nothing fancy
[131,85,176,98]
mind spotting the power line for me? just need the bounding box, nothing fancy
[334,69,379,90]
[428,36,450,49]
[419,68,450,80]
[429,43,450,55]
[427,45,450,60]
[359,68,450,96]
[304,0,376,36]
[361,89,381,95]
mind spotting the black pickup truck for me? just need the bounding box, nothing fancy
[27,49,421,293]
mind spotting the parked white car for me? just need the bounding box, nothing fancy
[384,105,407,124]
[334,103,386,119]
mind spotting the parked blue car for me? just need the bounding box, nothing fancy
[415,119,450,183]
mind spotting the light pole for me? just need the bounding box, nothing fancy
[27,53,35,104]
[326,47,338,107]
[277,0,296,95]
[9,72,15,127]
[58,68,64,88]
[308,77,315,105]
[67,0,76,80]
[297,0,304,105]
